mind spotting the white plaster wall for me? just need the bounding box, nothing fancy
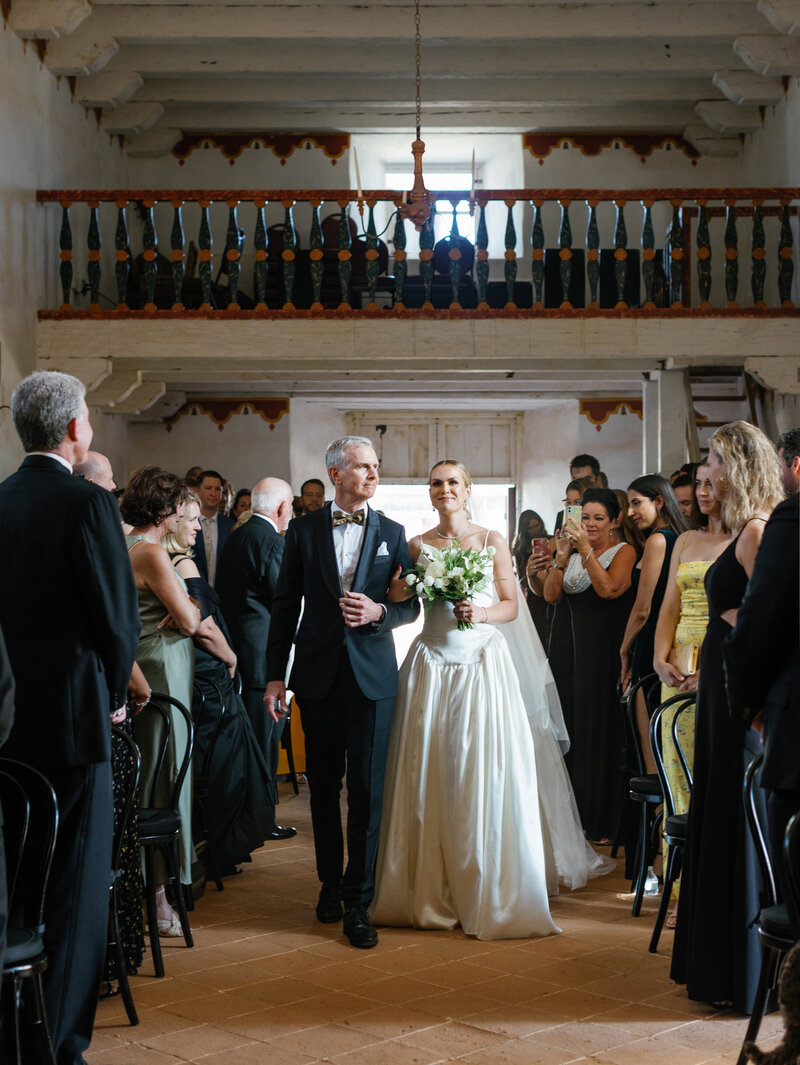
[0,28,128,478]
[775,394,800,436]
[288,400,347,494]
[739,77,800,187]
[578,407,644,489]
[519,402,579,532]
[127,406,291,491]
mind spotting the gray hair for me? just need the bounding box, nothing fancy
[252,482,292,516]
[325,435,375,482]
[11,370,86,452]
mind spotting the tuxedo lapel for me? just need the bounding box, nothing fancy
[317,504,343,599]
[351,508,379,594]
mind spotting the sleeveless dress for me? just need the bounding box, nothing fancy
[127,534,195,884]
[631,527,678,687]
[372,541,560,940]
[670,528,765,1011]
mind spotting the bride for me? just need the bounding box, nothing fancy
[371,460,612,941]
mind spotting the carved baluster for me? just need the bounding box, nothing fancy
[281,200,296,309]
[393,208,407,308]
[336,200,352,307]
[140,199,157,309]
[365,203,380,308]
[309,200,323,310]
[531,201,544,308]
[751,200,766,307]
[641,200,655,308]
[669,200,683,307]
[224,201,241,307]
[779,199,794,307]
[170,201,185,309]
[114,201,129,308]
[59,202,73,309]
[198,200,213,308]
[476,202,489,307]
[419,207,435,307]
[87,201,101,308]
[696,200,711,308]
[504,200,517,307]
[253,199,268,309]
[724,199,738,308]
[448,200,463,308]
[586,200,599,309]
[558,200,573,308]
[614,200,628,308]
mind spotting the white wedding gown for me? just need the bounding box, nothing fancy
[371,552,613,941]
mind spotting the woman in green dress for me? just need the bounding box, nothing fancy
[120,467,201,935]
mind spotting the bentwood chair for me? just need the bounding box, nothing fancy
[0,759,59,1065]
[648,692,695,952]
[621,673,663,915]
[134,692,194,979]
[735,752,797,1065]
[107,725,141,1025]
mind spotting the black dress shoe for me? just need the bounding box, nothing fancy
[342,906,378,949]
[316,883,344,924]
[266,825,297,840]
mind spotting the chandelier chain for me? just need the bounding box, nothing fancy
[414,0,422,140]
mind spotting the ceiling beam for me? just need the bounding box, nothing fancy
[757,0,800,35]
[712,68,785,103]
[74,71,143,107]
[99,101,165,134]
[7,0,91,38]
[734,33,800,74]
[44,35,119,76]
[694,99,763,132]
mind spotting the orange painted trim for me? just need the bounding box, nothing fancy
[165,397,290,433]
[580,397,643,427]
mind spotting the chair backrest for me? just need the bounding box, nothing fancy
[0,759,59,933]
[133,691,194,814]
[191,676,226,777]
[743,751,777,910]
[110,725,141,874]
[783,810,800,939]
[623,673,661,777]
[649,693,696,819]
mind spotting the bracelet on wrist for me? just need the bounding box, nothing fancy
[483,606,489,623]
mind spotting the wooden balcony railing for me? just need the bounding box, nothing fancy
[36,188,800,318]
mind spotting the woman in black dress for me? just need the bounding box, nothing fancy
[619,475,686,773]
[162,496,277,874]
[512,509,550,645]
[671,421,784,1011]
[541,488,637,843]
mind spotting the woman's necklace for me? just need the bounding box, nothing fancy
[436,522,471,540]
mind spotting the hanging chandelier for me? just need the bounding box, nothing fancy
[398,0,432,230]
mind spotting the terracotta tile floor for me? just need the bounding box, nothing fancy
[90,783,783,1064]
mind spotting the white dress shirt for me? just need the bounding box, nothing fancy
[332,504,367,593]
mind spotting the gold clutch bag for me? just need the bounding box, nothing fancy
[667,643,698,676]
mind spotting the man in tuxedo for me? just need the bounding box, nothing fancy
[217,477,296,842]
[265,437,419,949]
[724,477,799,903]
[194,469,234,587]
[0,371,140,1065]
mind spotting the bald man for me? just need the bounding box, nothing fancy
[73,450,117,492]
[217,478,296,839]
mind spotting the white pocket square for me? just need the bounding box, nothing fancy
[376,541,389,557]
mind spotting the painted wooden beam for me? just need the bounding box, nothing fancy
[123,127,183,157]
[757,0,800,35]
[44,35,119,76]
[683,123,742,156]
[734,34,800,74]
[99,102,165,134]
[75,71,143,107]
[712,69,785,104]
[8,0,91,39]
[695,100,763,132]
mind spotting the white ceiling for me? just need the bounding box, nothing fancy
[9,0,800,157]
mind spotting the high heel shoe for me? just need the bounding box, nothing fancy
[157,910,184,937]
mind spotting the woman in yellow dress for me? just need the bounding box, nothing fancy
[653,465,729,921]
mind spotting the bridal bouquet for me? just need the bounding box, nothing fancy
[405,541,495,629]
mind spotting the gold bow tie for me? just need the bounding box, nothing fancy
[332,510,365,527]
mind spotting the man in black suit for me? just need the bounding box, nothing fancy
[0,371,140,1065]
[724,457,799,903]
[265,436,419,948]
[217,476,296,841]
[0,626,15,988]
[194,469,234,587]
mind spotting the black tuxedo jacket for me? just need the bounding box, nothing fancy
[266,503,419,702]
[724,494,800,791]
[0,455,140,767]
[216,515,284,689]
[195,512,234,584]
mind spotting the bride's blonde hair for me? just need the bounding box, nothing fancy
[428,459,473,488]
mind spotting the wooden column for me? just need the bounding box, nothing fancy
[751,200,766,308]
[531,201,544,309]
[198,200,213,309]
[475,202,489,308]
[586,200,599,309]
[309,200,323,310]
[419,210,435,308]
[669,201,683,308]
[504,200,517,308]
[58,202,73,310]
[392,208,407,308]
[170,201,185,310]
[87,201,101,309]
[365,203,380,309]
[558,200,573,309]
[641,200,655,309]
[253,199,268,310]
[779,200,794,308]
[724,199,738,309]
[114,201,129,308]
[281,201,297,309]
[336,200,352,309]
[224,201,241,307]
[613,199,627,309]
[696,200,711,309]
[447,201,463,309]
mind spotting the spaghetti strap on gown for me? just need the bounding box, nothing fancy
[372,536,611,940]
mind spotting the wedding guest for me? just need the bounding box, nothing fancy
[163,495,278,873]
[671,421,784,1012]
[543,488,636,842]
[671,470,696,522]
[619,476,687,772]
[194,470,233,587]
[652,464,730,923]
[219,481,234,517]
[300,478,326,514]
[229,488,251,520]
[0,626,15,987]
[120,466,199,934]
[512,509,550,644]
[0,370,140,1065]
[74,450,117,492]
[185,466,203,487]
[553,475,596,534]
[217,477,297,841]
[777,427,800,494]
[612,487,645,555]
